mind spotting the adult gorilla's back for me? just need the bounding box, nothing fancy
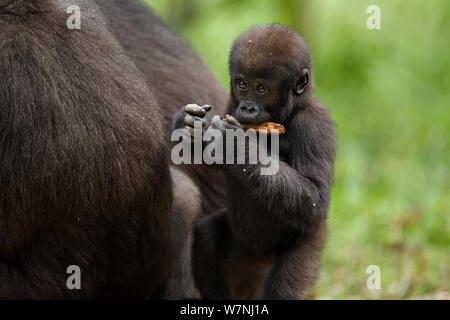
[0,0,225,299]
[95,0,229,214]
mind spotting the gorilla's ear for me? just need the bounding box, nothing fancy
[295,69,309,95]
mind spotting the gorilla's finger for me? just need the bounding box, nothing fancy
[225,114,243,128]
[223,122,237,130]
[212,115,226,132]
[184,114,206,128]
[185,104,207,117]
[202,105,212,112]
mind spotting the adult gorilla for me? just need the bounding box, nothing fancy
[0,0,227,299]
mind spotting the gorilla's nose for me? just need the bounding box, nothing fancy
[238,104,259,120]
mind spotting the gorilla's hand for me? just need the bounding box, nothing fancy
[183,104,212,137]
[172,104,211,137]
[211,114,243,134]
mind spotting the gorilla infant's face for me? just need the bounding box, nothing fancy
[230,70,283,125]
[230,65,309,125]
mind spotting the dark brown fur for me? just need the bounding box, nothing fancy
[0,0,173,299]
[0,0,228,299]
[94,0,229,216]
[152,167,201,299]
[91,0,229,298]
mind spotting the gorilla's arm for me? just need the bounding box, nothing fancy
[227,108,335,231]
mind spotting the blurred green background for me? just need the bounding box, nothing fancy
[145,0,449,299]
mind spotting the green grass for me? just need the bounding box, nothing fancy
[145,0,450,299]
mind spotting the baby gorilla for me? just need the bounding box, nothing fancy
[175,24,336,299]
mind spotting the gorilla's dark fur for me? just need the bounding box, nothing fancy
[0,0,227,299]
[190,25,336,299]
[95,0,229,217]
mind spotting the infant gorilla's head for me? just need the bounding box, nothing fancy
[229,24,313,124]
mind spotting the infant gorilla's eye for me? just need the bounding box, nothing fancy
[256,84,268,94]
[237,80,248,90]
